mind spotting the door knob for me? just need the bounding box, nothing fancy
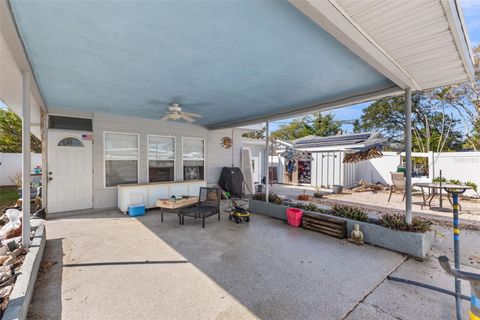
[48,177,53,181]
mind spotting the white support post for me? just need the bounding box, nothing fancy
[265,121,269,202]
[22,71,31,247]
[405,88,413,225]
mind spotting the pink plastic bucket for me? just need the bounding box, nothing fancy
[286,208,304,227]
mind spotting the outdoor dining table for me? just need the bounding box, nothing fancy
[413,182,470,210]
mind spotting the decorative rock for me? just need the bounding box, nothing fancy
[7,240,18,252]
[3,256,13,266]
[0,255,9,265]
[0,245,8,256]
[4,226,22,240]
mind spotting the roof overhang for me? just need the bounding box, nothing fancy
[0,0,45,137]
[2,0,474,130]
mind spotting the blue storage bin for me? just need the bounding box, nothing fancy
[128,204,145,217]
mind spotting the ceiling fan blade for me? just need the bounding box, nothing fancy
[181,114,196,122]
[160,114,172,121]
[182,112,203,118]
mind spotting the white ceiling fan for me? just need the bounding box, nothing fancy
[160,103,203,123]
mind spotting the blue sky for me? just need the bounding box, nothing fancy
[271,0,480,132]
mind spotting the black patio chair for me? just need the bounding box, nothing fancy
[181,187,221,228]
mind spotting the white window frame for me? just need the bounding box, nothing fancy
[182,137,206,181]
[147,134,176,183]
[103,131,140,189]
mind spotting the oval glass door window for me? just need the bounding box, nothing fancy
[58,137,84,147]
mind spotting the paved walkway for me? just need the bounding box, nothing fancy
[28,205,480,319]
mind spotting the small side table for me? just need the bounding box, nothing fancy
[156,197,199,224]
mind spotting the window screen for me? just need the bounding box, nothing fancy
[49,115,92,131]
[183,138,205,180]
[148,136,175,182]
[105,133,138,187]
[182,138,204,160]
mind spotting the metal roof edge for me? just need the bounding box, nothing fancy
[441,0,475,82]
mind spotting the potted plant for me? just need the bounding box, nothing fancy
[331,185,343,194]
[297,189,310,201]
[313,187,324,198]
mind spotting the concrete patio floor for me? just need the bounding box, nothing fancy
[27,204,479,320]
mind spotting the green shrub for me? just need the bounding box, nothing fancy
[329,204,368,222]
[448,179,461,185]
[465,181,478,192]
[378,213,432,233]
[252,193,284,205]
[291,202,319,212]
[304,203,320,212]
[433,176,447,183]
[291,202,306,210]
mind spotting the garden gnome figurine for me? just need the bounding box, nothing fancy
[348,224,364,245]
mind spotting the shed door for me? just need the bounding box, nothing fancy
[47,130,92,213]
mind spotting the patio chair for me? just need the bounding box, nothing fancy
[181,187,221,228]
[388,172,406,202]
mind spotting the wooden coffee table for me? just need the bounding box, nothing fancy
[156,197,199,224]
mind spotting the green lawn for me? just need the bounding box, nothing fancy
[0,186,19,209]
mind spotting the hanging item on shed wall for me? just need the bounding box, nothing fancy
[220,136,233,149]
[343,145,383,163]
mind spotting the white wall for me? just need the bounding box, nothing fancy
[356,151,480,197]
[243,143,266,184]
[206,128,244,184]
[0,153,42,186]
[355,152,401,185]
[47,110,244,209]
[430,152,480,197]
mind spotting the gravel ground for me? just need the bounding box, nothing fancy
[270,184,480,226]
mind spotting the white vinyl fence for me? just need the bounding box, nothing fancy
[0,153,42,186]
[356,151,480,197]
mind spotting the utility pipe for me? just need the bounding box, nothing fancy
[22,71,31,247]
[405,88,413,224]
[265,121,269,202]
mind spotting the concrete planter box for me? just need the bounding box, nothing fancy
[3,222,46,320]
[345,219,435,259]
[248,199,289,221]
[302,210,434,259]
[249,200,434,259]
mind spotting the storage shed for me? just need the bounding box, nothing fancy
[276,132,386,188]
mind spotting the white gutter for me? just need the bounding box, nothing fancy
[441,0,475,82]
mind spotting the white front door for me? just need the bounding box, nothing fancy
[47,130,93,213]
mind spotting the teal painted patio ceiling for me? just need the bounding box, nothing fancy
[10,0,399,128]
